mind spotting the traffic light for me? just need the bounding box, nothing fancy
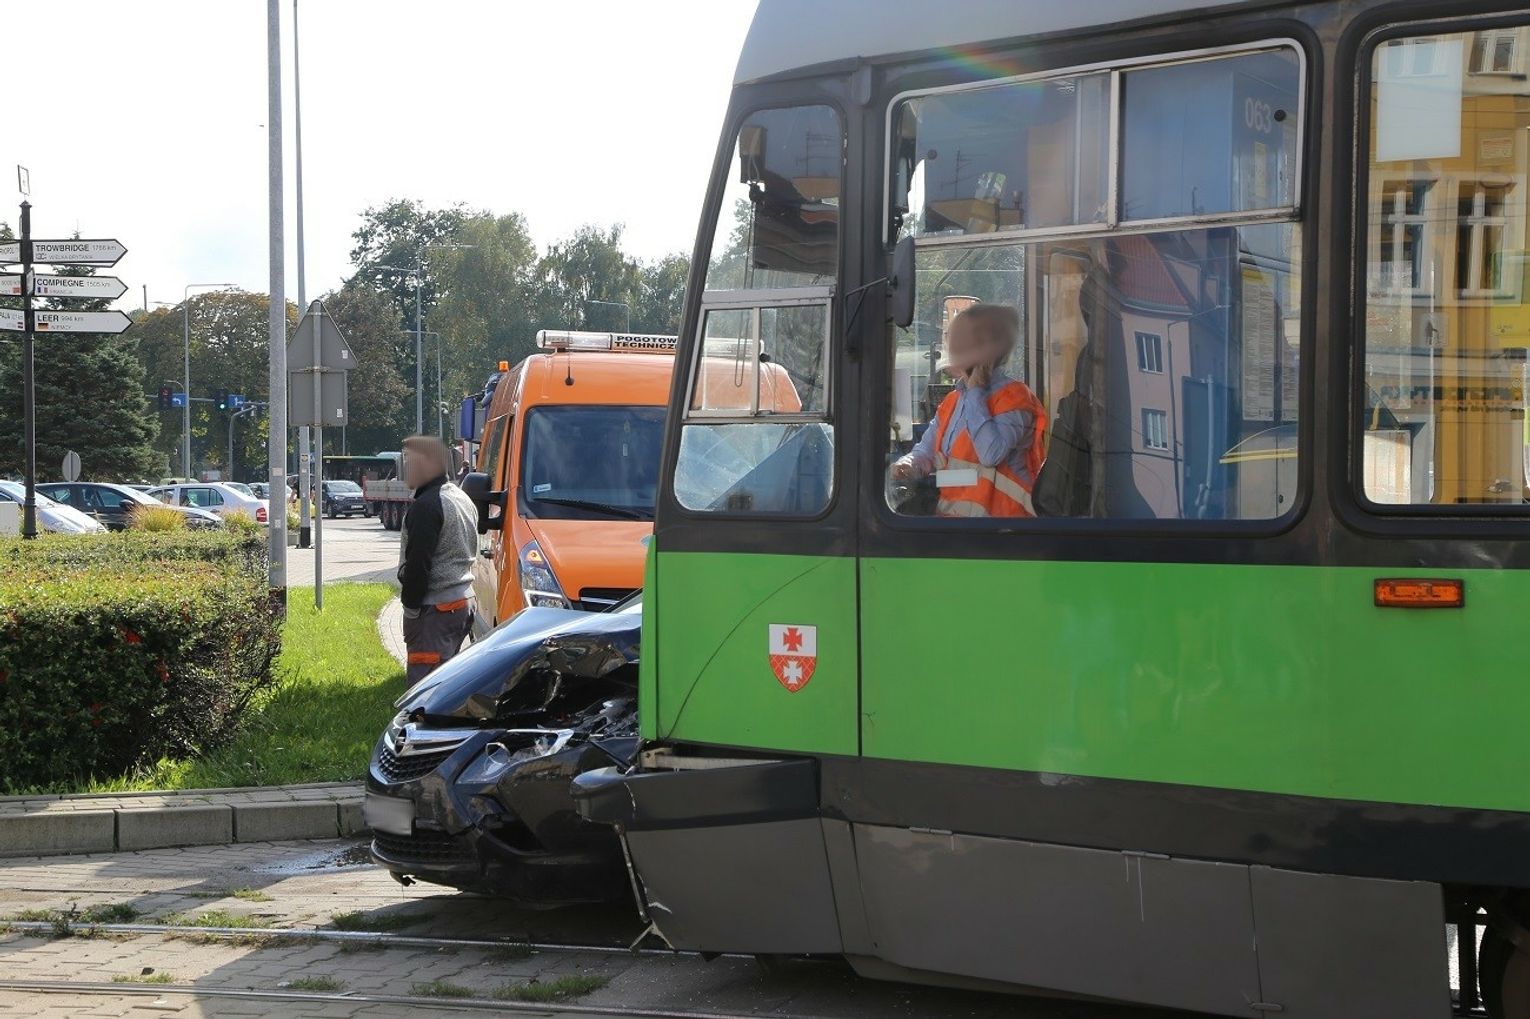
[158,386,172,411]
[216,388,229,412]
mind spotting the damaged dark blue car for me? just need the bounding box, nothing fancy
[364,596,640,904]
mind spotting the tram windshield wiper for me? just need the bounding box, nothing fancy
[532,497,652,521]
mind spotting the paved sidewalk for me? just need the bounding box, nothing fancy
[0,784,363,859]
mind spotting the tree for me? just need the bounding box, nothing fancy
[535,224,644,331]
[633,253,690,335]
[132,291,297,479]
[319,283,413,454]
[0,261,160,482]
[427,211,541,410]
[349,199,468,327]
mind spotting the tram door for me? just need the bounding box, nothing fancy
[648,101,862,759]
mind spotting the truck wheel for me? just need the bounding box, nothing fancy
[1481,897,1530,1019]
[383,504,396,530]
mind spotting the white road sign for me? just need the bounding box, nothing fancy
[0,273,20,297]
[0,308,22,331]
[34,310,132,334]
[32,274,128,300]
[30,239,127,267]
[0,242,17,263]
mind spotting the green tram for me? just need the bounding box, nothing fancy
[567,1,1530,1014]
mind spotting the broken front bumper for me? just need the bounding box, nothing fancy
[367,724,636,903]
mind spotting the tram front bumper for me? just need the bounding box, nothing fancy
[572,756,844,954]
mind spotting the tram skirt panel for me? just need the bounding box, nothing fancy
[848,826,1448,1018]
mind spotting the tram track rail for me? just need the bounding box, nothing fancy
[0,917,696,956]
[0,978,766,1019]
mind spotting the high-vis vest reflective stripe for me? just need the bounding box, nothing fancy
[932,380,1048,518]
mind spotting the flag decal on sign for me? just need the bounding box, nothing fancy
[768,624,817,693]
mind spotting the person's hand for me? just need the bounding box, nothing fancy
[891,457,917,481]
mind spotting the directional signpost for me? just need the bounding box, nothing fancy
[287,300,356,607]
[35,310,133,334]
[30,239,127,267]
[32,274,129,300]
[1,197,130,538]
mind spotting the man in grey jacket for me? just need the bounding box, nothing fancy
[397,435,479,686]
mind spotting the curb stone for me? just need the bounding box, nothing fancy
[0,782,365,858]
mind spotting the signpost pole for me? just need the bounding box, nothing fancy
[298,426,311,547]
[313,306,323,610]
[266,0,288,604]
[19,200,35,539]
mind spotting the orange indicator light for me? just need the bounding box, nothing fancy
[1374,578,1464,609]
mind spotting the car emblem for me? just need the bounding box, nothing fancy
[767,624,817,693]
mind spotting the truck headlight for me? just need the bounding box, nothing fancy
[518,540,569,608]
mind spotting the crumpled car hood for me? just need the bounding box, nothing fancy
[398,606,639,724]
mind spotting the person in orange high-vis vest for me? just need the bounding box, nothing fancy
[892,303,1047,518]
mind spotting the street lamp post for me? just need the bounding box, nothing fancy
[374,242,472,434]
[183,283,238,479]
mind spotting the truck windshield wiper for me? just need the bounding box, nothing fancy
[532,497,653,521]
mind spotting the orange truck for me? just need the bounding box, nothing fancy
[469,331,676,627]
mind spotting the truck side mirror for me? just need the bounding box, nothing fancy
[459,471,504,534]
[888,234,916,329]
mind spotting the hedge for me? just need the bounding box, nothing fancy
[0,533,280,791]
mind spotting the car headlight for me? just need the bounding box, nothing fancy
[518,540,568,609]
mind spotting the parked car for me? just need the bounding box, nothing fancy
[0,481,106,534]
[148,482,268,524]
[321,480,366,518]
[38,482,223,530]
[365,594,640,903]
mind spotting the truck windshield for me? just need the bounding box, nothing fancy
[520,405,665,520]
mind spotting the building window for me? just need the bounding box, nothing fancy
[1135,331,1164,373]
[1142,409,1169,451]
[1470,30,1520,74]
[1375,180,1434,296]
[1457,181,1513,298]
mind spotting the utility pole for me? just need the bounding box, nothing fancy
[414,265,423,434]
[266,0,288,599]
[19,200,35,538]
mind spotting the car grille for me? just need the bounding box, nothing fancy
[575,587,636,612]
[375,745,454,783]
[373,831,474,866]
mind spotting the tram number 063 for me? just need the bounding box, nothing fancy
[1245,96,1277,134]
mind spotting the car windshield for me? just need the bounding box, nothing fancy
[520,405,665,520]
[224,482,254,497]
[327,480,362,494]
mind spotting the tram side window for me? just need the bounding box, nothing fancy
[1360,26,1530,507]
[886,46,1304,522]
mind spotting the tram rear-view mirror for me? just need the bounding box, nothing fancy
[889,235,916,328]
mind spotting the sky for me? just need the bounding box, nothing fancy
[2,0,758,311]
